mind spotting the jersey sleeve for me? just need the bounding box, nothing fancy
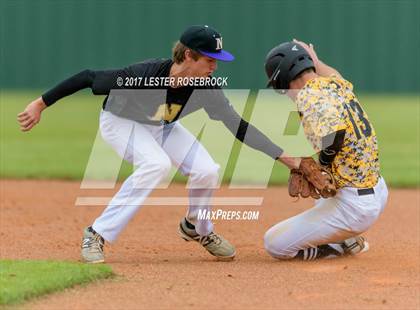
[203,88,283,159]
[41,68,133,106]
[41,62,155,106]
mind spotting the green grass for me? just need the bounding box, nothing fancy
[0,259,113,305]
[357,94,420,187]
[0,90,419,187]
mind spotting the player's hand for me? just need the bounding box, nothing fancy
[293,39,319,65]
[293,38,342,78]
[277,153,301,170]
[17,97,47,132]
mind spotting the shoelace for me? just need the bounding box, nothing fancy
[199,233,222,247]
[83,234,104,252]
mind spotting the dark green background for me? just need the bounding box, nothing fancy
[1,0,419,91]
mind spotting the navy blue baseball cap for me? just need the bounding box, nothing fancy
[180,25,234,62]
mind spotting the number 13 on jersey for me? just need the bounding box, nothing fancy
[343,100,372,139]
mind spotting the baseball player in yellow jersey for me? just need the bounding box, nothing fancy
[262,40,388,260]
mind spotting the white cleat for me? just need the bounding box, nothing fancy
[81,227,105,263]
[342,236,369,256]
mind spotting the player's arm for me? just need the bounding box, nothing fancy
[42,68,130,105]
[17,68,129,132]
[319,129,346,165]
[277,154,301,170]
[222,114,285,160]
[201,89,304,168]
[216,110,301,169]
[225,116,302,169]
[300,91,347,165]
[292,39,343,79]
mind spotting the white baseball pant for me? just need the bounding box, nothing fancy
[264,177,388,259]
[92,110,219,242]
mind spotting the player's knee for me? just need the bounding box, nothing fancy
[203,165,219,182]
[193,164,219,187]
[264,230,279,256]
[263,230,278,255]
[263,230,295,260]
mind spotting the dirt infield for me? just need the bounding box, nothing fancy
[1,180,419,309]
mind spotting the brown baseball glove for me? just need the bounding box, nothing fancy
[288,169,320,199]
[299,157,336,198]
[288,158,336,199]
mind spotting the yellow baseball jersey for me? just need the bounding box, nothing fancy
[296,75,379,188]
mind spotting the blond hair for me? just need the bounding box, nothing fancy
[172,41,201,64]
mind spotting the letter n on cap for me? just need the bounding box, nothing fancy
[216,37,223,50]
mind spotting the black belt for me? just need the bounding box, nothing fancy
[357,188,375,196]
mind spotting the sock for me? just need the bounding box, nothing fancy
[328,243,345,255]
[296,244,343,261]
[296,247,319,261]
[184,218,196,230]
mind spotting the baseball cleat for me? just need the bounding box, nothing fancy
[296,236,369,261]
[296,244,343,260]
[178,218,236,260]
[342,236,369,255]
[81,227,105,263]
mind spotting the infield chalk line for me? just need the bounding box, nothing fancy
[75,197,264,206]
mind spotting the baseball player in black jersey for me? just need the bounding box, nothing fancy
[18,25,305,263]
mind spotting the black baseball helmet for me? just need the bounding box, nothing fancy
[265,42,315,91]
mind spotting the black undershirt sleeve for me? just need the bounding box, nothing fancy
[203,89,283,159]
[42,68,129,106]
[319,129,346,165]
[222,114,284,159]
[42,70,95,106]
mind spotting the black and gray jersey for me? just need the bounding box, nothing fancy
[42,58,283,159]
